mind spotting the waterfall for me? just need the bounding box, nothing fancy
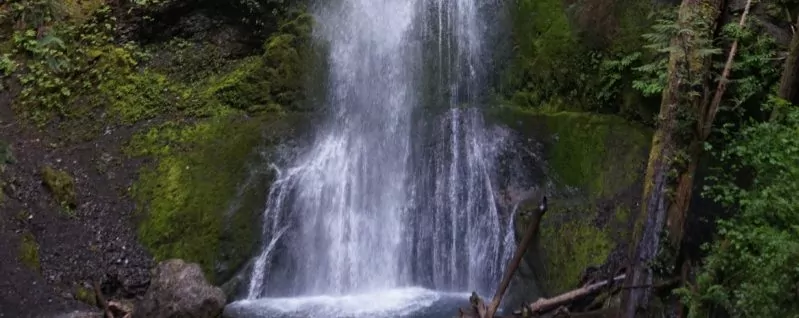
[244,0,513,304]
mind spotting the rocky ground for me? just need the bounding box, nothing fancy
[0,85,153,317]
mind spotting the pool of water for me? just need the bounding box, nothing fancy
[223,288,477,318]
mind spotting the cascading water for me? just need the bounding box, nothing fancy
[230,1,515,317]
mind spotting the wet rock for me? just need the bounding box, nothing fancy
[138,259,225,318]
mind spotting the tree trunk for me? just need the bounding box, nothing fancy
[621,0,723,316]
[775,15,799,117]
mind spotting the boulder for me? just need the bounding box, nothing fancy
[138,259,226,318]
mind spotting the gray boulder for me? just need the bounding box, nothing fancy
[138,259,226,318]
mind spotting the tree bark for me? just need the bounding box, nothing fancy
[621,0,723,317]
[668,0,753,252]
[773,14,799,121]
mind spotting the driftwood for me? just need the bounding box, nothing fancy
[460,274,625,317]
[484,196,548,317]
[524,275,626,314]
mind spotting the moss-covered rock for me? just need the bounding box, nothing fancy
[538,203,614,294]
[491,106,650,197]
[74,284,97,307]
[128,114,297,283]
[41,165,77,208]
[19,231,41,272]
[493,106,651,294]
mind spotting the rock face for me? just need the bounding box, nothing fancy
[490,107,651,295]
[139,259,226,318]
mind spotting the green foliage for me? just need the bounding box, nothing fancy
[213,9,313,113]
[0,54,17,90]
[19,231,40,272]
[41,165,76,209]
[7,0,65,29]
[680,101,799,317]
[502,0,668,124]
[630,11,677,97]
[717,19,781,116]
[501,0,579,108]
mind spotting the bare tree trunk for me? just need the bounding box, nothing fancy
[621,0,723,316]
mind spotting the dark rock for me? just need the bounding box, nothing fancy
[754,16,793,46]
[728,0,749,12]
[138,259,226,318]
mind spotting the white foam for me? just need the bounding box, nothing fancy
[227,288,471,318]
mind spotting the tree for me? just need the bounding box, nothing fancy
[621,0,727,316]
[772,15,799,119]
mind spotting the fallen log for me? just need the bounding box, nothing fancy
[525,274,626,314]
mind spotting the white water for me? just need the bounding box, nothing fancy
[227,288,471,318]
[238,1,511,316]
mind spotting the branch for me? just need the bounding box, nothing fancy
[701,0,752,140]
[484,196,548,318]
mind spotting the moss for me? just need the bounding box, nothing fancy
[210,11,313,114]
[63,0,105,22]
[539,205,613,294]
[129,115,267,283]
[502,0,579,106]
[493,107,650,198]
[502,0,662,120]
[19,231,41,272]
[74,285,96,307]
[41,165,77,208]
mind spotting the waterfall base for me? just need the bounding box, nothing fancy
[223,288,473,318]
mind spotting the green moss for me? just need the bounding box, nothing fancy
[19,231,41,272]
[539,205,613,294]
[74,285,96,307]
[129,115,266,282]
[210,11,313,114]
[99,68,176,123]
[493,107,650,198]
[41,165,77,208]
